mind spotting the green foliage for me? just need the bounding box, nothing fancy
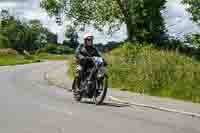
[67,56,76,79]
[36,43,74,55]
[191,34,200,47]
[55,45,74,54]
[43,43,57,53]
[0,54,36,66]
[41,0,166,42]
[40,0,63,16]
[182,0,200,24]
[0,10,57,52]
[0,35,10,48]
[156,38,183,50]
[65,26,79,48]
[35,48,46,55]
[105,43,200,103]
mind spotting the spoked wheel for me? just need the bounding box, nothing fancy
[72,78,82,102]
[93,77,108,105]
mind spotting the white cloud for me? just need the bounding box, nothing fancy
[0,0,64,43]
[164,0,200,37]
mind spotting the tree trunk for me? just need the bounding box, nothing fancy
[126,19,136,42]
[115,0,135,42]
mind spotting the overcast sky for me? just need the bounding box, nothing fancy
[0,0,200,44]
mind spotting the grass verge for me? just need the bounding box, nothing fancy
[0,51,72,66]
[36,53,72,60]
[0,55,37,66]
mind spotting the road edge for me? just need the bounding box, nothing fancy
[109,96,200,118]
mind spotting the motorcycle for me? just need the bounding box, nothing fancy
[72,57,108,105]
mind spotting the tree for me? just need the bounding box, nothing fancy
[28,19,57,45]
[184,34,200,48]
[0,10,57,52]
[41,0,166,43]
[182,0,200,25]
[182,1,200,49]
[0,34,10,48]
[65,25,79,48]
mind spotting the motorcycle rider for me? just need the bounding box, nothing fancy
[74,33,106,92]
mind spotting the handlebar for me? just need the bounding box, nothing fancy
[83,56,107,66]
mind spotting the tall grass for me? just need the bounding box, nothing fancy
[106,43,200,103]
[67,55,76,79]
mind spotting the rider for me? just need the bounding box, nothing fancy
[75,33,106,84]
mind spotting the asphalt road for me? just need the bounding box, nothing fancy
[0,61,200,133]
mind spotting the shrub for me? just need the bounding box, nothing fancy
[44,43,57,53]
[35,48,46,55]
[36,44,74,55]
[22,50,36,60]
[54,45,74,54]
[0,35,10,48]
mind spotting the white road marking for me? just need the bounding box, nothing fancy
[109,96,200,118]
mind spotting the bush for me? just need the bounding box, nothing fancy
[22,50,36,60]
[36,44,74,55]
[44,43,57,53]
[54,45,74,54]
[155,38,183,50]
[0,35,10,48]
[35,48,46,55]
[189,34,200,48]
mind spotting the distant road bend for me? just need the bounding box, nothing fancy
[0,61,199,133]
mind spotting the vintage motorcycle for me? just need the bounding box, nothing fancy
[72,57,108,105]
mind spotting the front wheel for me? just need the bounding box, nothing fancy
[93,77,108,105]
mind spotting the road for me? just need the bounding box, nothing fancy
[0,61,200,133]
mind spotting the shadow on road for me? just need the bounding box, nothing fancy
[81,100,130,108]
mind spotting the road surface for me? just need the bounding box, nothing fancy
[0,61,200,133]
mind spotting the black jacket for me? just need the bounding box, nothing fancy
[75,44,107,69]
[75,44,101,61]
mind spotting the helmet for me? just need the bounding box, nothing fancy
[83,32,93,40]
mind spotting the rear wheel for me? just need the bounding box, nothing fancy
[93,77,108,105]
[72,78,82,102]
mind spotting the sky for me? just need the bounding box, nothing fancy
[0,0,200,44]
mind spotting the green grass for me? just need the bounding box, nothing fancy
[68,43,200,103]
[0,52,73,66]
[36,53,72,60]
[0,55,37,66]
[67,55,76,80]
